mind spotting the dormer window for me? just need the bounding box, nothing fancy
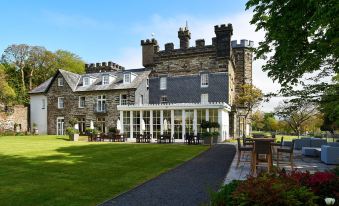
[124,73,131,84]
[102,75,109,85]
[83,77,90,86]
[58,77,64,86]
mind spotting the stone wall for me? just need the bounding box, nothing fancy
[47,72,136,134]
[0,105,27,132]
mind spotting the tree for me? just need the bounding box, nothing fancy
[235,84,263,120]
[1,44,31,93]
[252,110,265,131]
[274,100,318,137]
[246,0,338,86]
[0,64,16,104]
[235,84,263,136]
[1,44,85,104]
[54,50,85,74]
[264,113,278,132]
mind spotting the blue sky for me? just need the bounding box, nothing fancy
[1,0,283,111]
[1,0,248,64]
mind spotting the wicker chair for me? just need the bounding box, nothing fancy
[236,138,254,167]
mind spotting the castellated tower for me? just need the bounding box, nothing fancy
[141,38,159,67]
[231,40,254,95]
[178,26,191,49]
[214,23,233,57]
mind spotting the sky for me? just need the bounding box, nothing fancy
[0,0,283,111]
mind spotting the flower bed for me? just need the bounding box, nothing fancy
[211,167,339,206]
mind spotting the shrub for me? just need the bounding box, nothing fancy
[232,173,318,206]
[68,117,78,127]
[210,180,241,206]
[66,127,79,135]
[109,127,117,133]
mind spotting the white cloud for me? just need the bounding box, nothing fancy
[118,11,286,112]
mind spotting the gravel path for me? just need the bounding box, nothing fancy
[100,144,236,206]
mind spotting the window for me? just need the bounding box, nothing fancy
[201,73,208,87]
[83,77,90,86]
[79,97,85,108]
[160,77,167,90]
[201,93,209,104]
[102,75,109,85]
[160,96,168,104]
[124,73,131,84]
[96,95,106,112]
[120,94,128,105]
[133,111,140,138]
[58,77,64,86]
[123,111,131,138]
[42,99,46,109]
[96,117,106,133]
[58,97,64,109]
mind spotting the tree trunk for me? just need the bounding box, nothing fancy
[20,68,26,92]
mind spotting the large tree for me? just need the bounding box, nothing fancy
[1,44,85,104]
[246,0,338,101]
[0,64,16,105]
[274,100,318,137]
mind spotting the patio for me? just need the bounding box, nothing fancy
[224,142,337,184]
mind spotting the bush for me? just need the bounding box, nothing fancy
[210,180,241,206]
[232,173,318,206]
[109,127,117,133]
[66,127,79,135]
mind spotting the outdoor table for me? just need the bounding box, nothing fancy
[251,138,275,174]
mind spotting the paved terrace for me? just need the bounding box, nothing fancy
[224,143,336,184]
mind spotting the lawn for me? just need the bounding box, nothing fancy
[0,135,207,206]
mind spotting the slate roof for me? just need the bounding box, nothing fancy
[29,77,53,94]
[29,68,150,94]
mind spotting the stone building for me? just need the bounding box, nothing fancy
[0,104,28,133]
[29,22,253,140]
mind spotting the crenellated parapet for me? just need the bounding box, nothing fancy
[85,61,125,73]
[231,39,254,48]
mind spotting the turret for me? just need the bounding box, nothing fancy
[141,38,159,67]
[214,23,233,57]
[178,27,191,49]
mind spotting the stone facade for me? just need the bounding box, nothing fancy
[141,24,253,138]
[42,69,148,135]
[0,105,27,132]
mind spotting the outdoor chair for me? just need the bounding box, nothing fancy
[242,136,254,146]
[252,139,273,174]
[277,139,295,169]
[236,138,253,167]
[271,136,284,147]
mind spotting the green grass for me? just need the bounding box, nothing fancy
[0,135,207,206]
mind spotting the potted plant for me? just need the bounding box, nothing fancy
[201,131,213,146]
[32,122,39,135]
[66,127,79,141]
[67,117,79,141]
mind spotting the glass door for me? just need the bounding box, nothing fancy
[57,117,64,135]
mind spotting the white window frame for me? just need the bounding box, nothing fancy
[102,75,109,85]
[160,77,167,90]
[78,96,85,108]
[201,73,208,87]
[83,77,90,86]
[58,77,64,86]
[97,95,106,112]
[160,95,168,104]
[58,97,64,109]
[201,93,209,104]
[124,73,131,84]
